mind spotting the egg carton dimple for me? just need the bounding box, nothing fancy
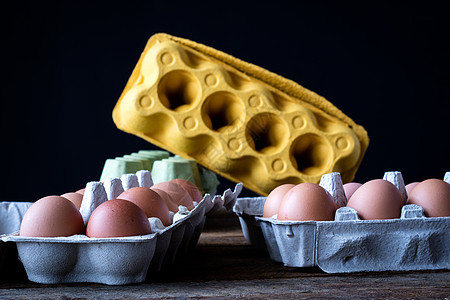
[233,171,450,273]
[113,33,369,196]
[1,172,242,285]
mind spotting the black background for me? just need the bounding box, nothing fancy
[1,1,449,201]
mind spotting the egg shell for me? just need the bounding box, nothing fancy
[170,179,203,203]
[406,179,450,217]
[152,181,194,210]
[20,196,85,237]
[343,182,362,201]
[277,183,337,221]
[405,182,420,198]
[150,187,180,212]
[347,179,404,220]
[117,187,171,226]
[263,184,295,218]
[75,188,85,195]
[86,199,152,238]
[61,192,83,209]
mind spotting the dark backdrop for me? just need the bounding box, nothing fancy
[1,1,449,201]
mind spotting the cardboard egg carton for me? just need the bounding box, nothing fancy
[0,202,33,236]
[0,202,33,277]
[100,150,220,196]
[233,171,450,273]
[2,172,242,285]
[112,33,369,196]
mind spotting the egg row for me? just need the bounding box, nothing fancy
[233,171,449,272]
[263,171,450,221]
[2,178,242,284]
[19,171,203,238]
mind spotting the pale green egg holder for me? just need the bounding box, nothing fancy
[99,150,219,195]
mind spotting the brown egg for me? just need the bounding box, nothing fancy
[170,179,203,203]
[152,181,194,210]
[407,179,450,217]
[61,192,83,209]
[343,182,362,201]
[118,187,171,226]
[86,199,151,238]
[277,183,337,221]
[263,184,295,218]
[347,179,404,220]
[151,187,179,212]
[405,182,420,198]
[75,188,85,195]
[20,196,85,237]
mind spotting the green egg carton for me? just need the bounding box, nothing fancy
[123,154,153,171]
[100,157,144,181]
[99,150,219,195]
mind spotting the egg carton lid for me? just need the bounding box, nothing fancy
[113,33,369,196]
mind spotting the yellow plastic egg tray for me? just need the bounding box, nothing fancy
[113,33,369,196]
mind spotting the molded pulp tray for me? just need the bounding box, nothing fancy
[2,183,242,285]
[0,202,33,276]
[233,178,449,273]
[0,202,33,235]
[112,33,370,196]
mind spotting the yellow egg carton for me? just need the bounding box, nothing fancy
[113,33,369,196]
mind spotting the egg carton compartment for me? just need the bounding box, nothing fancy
[2,172,242,285]
[112,33,369,196]
[0,202,33,278]
[233,172,450,273]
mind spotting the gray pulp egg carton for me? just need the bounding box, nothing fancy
[0,202,33,235]
[0,202,33,275]
[2,171,242,285]
[233,171,450,273]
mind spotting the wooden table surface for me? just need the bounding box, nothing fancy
[1,210,449,299]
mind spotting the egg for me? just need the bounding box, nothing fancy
[20,196,85,237]
[406,179,450,217]
[150,187,179,212]
[117,187,171,226]
[347,179,404,220]
[277,183,337,221]
[405,182,420,198]
[170,179,203,203]
[75,188,85,195]
[152,181,194,210]
[61,192,83,209]
[343,182,362,201]
[263,184,295,218]
[86,199,151,238]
